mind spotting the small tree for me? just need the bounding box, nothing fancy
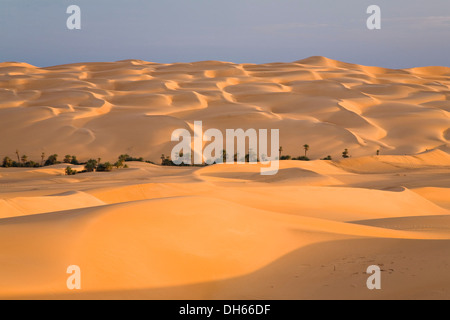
[105,162,113,171]
[29,161,40,168]
[40,152,45,167]
[342,149,350,158]
[119,154,129,162]
[222,150,227,163]
[85,159,98,172]
[376,150,380,156]
[65,166,77,175]
[321,155,332,160]
[45,154,58,166]
[71,156,79,165]
[21,155,28,164]
[114,160,124,169]
[97,162,113,172]
[161,155,173,166]
[64,155,72,163]
[2,157,13,168]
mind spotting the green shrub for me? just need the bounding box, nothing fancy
[71,156,79,165]
[84,159,98,172]
[2,157,13,168]
[65,166,77,175]
[119,154,143,162]
[114,160,124,169]
[45,154,59,166]
[97,162,113,172]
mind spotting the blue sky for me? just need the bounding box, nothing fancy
[1,0,449,68]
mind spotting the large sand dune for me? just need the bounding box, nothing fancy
[0,157,449,299]
[0,57,449,299]
[0,56,449,161]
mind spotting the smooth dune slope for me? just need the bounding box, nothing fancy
[0,154,449,299]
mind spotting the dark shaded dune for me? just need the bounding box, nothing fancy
[271,96,339,114]
[289,80,368,100]
[444,128,450,141]
[112,79,172,92]
[222,82,289,94]
[108,93,171,107]
[351,215,450,232]
[422,100,450,112]
[14,78,96,91]
[353,83,418,97]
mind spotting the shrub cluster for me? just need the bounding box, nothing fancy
[2,146,361,174]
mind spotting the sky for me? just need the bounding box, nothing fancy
[0,0,449,68]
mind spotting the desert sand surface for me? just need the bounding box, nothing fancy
[0,57,449,299]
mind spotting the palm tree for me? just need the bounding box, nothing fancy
[303,144,309,157]
[279,146,283,159]
[41,152,45,167]
[15,150,20,163]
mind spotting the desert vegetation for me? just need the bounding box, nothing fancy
[2,146,353,174]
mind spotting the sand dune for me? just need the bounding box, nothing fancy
[0,57,449,161]
[0,191,105,219]
[0,155,449,299]
[0,57,449,299]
